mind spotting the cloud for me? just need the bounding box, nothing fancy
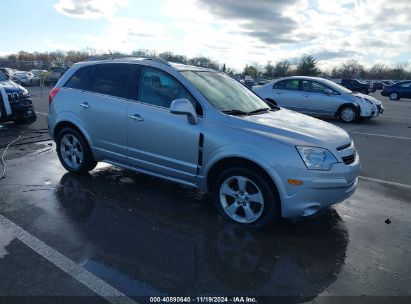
[54,0,128,19]
[195,0,305,44]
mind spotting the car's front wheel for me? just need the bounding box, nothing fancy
[389,92,399,100]
[338,105,359,123]
[213,167,279,228]
[57,128,97,174]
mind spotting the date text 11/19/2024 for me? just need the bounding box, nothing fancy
[149,297,258,303]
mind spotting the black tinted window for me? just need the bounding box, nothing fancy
[139,67,201,114]
[88,64,132,98]
[64,66,93,90]
[276,80,300,91]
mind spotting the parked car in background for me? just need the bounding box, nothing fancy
[381,81,411,100]
[0,67,19,82]
[340,79,370,94]
[0,71,37,124]
[48,58,360,227]
[252,76,383,123]
[364,80,376,92]
[15,71,40,86]
[382,80,394,86]
[44,66,68,86]
[372,81,384,90]
[30,69,47,79]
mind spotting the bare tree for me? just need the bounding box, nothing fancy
[274,60,291,77]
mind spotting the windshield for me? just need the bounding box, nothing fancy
[0,72,8,81]
[322,79,353,94]
[182,71,269,113]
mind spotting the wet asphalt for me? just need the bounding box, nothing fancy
[0,87,410,303]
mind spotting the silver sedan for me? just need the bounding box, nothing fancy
[252,76,383,123]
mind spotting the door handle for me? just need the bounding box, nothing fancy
[79,102,91,109]
[276,92,282,95]
[303,94,309,98]
[129,114,144,121]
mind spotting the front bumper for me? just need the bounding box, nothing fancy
[10,102,37,123]
[271,156,360,219]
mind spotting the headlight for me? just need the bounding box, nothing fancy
[296,146,337,170]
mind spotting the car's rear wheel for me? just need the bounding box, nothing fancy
[213,167,279,228]
[57,128,97,174]
[360,89,368,94]
[338,105,359,123]
[389,92,399,100]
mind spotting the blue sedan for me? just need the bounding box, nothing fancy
[381,81,411,100]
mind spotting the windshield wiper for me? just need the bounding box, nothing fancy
[222,109,249,116]
[247,108,270,115]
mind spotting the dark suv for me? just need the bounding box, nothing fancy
[0,71,36,124]
[340,79,370,94]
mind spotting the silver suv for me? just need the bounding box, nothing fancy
[48,57,360,227]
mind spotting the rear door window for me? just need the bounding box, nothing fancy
[87,64,133,98]
[275,79,300,91]
[64,66,93,90]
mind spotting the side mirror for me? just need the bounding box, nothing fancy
[324,88,333,95]
[265,98,279,109]
[170,98,199,125]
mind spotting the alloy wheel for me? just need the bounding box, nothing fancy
[219,175,264,224]
[60,134,84,169]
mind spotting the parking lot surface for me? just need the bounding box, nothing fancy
[0,86,410,303]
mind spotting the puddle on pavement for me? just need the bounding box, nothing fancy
[43,169,348,298]
[1,158,350,299]
[0,230,14,259]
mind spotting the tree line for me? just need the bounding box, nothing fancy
[1,50,410,80]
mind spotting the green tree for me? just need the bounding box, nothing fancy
[296,55,320,76]
[243,65,259,78]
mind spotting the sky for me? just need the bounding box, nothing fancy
[0,0,410,70]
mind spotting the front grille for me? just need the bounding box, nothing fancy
[7,92,20,104]
[342,153,356,165]
[337,142,351,151]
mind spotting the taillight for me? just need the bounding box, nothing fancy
[49,87,60,105]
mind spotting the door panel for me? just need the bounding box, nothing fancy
[127,103,200,182]
[300,80,338,116]
[273,79,302,110]
[78,91,128,162]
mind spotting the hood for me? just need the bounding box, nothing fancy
[352,93,382,105]
[227,109,351,149]
[0,79,28,94]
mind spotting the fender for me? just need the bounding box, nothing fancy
[199,143,287,198]
[52,111,95,154]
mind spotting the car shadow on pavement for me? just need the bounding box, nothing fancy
[47,168,349,301]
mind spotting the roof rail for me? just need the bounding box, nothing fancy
[84,55,170,66]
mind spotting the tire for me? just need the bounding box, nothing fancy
[56,127,97,174]
[338,104,359,123]
[389,92,399,101]
[44,80,50,86]
[213,167,280,228]
[360,89,368,95]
